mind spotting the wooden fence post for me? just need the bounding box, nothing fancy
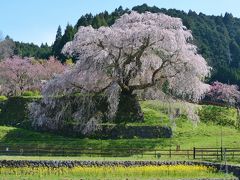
[221,147,223,161]
[193,147,196,159]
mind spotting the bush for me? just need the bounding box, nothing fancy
[21,90,40,97]
[0,97,40,128]
[0,96,7,101]
[199,105,237,127]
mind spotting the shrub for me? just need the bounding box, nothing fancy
[0,96,7,101]
[22,90,40,97]
[199,105,237,127]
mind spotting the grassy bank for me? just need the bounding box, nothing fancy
[0,121,239,149]
[0,101,240,150]
[0,100,239,163]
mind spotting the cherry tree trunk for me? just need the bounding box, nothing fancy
[115,91,144,123]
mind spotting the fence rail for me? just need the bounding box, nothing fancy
[0,145,239,160]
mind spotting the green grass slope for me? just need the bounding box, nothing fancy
[0,100,239,150]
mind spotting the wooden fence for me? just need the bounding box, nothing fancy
[0,144,239,160]
[194,147,240,160]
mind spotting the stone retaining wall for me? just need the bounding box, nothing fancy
[0,160,239,179]
[98,125,172,139]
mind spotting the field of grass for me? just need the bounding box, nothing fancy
[0,165,235,180]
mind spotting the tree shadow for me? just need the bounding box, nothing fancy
[0,127,168,156]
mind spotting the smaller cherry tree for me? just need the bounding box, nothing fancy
[205,81,240,128]
[41,56,66,80]
[205,81,240,106]
[0,56,66,96]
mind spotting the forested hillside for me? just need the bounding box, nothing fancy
[52,4,240,85]
[4,4,240,85]
[0,37,52,60]
[14,41,52,59]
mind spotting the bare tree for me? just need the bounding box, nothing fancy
[0,36,15,60]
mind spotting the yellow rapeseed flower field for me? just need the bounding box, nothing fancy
[0,165,235,180]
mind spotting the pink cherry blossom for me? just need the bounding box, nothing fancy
[0,56,66,96]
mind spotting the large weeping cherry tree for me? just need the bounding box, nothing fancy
[30,12,210,135]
